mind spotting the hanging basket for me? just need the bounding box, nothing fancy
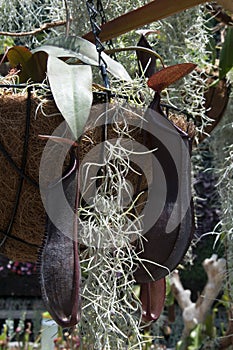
[0,88,63,261]
[0,86,150,262]
[0,86,194,302]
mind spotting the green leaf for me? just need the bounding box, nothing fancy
[165,277,174,306]
[7,46,47,83]
[7,46,33,83]
[33,36,131,81]
[176,340,185,350]
[47,56,93,139]
[205,314,214,338]
[219,27,233,79]
[189,324,203,349]
[0,324,7,341]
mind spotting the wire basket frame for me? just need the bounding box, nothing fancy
[0,84,194,262]
[0,86,36,249]
[0,85,63,261]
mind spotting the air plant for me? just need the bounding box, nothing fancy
[78,104,147,349]
[146,6,213,138]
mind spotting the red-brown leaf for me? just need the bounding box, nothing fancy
[83,0,207,42]
[147,63,197,92]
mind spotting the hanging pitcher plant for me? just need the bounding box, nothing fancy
[0,0,231,348]
[5,30,196,330]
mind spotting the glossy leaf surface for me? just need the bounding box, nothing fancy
[147,63,197,92]
[140,278,166,322]
[83,0,207,42]
[40,153,80,328]
[137,35,157,77]
[134,93,194,283]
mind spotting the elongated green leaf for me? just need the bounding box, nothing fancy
[33,36,131,81]
[47,56,93,139]
[219,27,233,79]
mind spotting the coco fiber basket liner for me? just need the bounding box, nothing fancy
[0,88,149,262]
[0,89,63,261]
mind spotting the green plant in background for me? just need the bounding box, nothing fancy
[219,27,233,80]
[0,324,8,350]
[14,319,32,350]
[176,323,212,350]
[0,37,14,54]
[0,314,41,350]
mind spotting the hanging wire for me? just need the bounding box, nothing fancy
[86,0,110,89]
[96,0,117,60]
